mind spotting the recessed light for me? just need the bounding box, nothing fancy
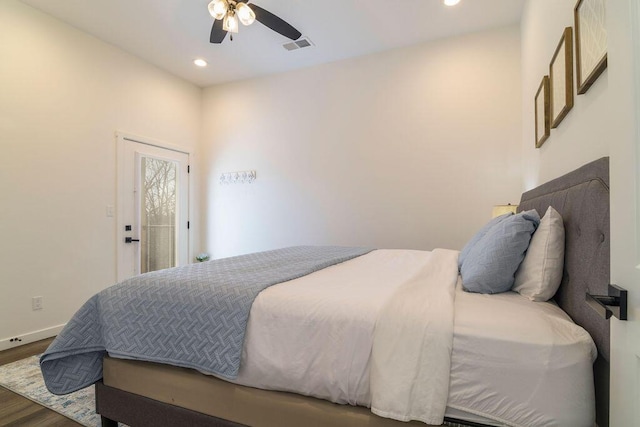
[444,0,461,6]
[194,58,208,67]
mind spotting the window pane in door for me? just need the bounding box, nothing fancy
[140,157,177,273]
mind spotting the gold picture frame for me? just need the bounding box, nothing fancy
[535,76,550,148]
[549,27,574,128]
[575,0,607,94]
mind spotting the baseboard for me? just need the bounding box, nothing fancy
[0,324,66,351]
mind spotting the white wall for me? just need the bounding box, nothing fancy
[201,26,522,259]
[520,0,610,189]
[0,0,201,348]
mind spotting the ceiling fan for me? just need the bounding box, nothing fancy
[207,0,302,43]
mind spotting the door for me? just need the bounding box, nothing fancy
[117,133,190,281]
[609,0,640,425]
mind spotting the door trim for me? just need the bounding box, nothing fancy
[121,135,190,155]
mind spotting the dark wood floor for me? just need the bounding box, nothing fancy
[0,338,82,426]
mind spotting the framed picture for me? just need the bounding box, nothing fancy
[535,76,550,148]
[574,0,607,94]
[549,27,574,128]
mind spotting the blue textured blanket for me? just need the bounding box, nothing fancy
[40,246,372,395]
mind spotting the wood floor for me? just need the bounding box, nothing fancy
[0,338,82,427]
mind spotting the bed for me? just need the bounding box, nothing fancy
[41,157,610,427]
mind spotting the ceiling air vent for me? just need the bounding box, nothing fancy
[283,37,314,51]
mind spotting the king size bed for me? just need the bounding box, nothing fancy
[40,158,611,427]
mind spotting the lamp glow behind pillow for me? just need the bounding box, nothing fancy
[461,210,540,294]
[513,206,565,301]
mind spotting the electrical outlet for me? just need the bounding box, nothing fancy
[32,296,43,311]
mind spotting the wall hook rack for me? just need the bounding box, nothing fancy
[219,170,256,185]
[586,284,628,320]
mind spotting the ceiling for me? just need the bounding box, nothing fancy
[19,0,525,88]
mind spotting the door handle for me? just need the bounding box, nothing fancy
[586,284,628,321]
[125,237,140,243]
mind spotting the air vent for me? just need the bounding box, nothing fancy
[283,37,314,51]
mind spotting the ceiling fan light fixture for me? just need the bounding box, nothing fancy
[236,3,256,26]
[223,12,239,33]
[208,0,228,20]
[208,2,301,44]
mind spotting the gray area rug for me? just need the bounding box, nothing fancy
[0,355,99,426]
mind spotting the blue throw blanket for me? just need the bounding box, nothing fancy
[40,246,372,395]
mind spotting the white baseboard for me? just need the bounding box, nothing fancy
[0,324,66,352]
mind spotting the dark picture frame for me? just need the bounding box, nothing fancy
[535,76,550,148]
[549,27,574,128]
[575,0,608,94]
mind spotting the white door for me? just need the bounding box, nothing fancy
[116,133,190,281]
[609,0,640,425]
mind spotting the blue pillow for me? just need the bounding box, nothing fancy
[458,212,513,271]
[461,210,540,294]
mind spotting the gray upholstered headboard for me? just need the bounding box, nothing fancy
[517,156,609,426]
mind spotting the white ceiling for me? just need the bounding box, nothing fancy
[19,0,525,88]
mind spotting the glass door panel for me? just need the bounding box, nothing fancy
[140,157,177,273]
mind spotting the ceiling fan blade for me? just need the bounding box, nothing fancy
[210,18,228,43]
[250,4,301,41]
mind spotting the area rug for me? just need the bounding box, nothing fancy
[0,355,100,426]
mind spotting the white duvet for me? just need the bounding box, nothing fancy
[235,249,448,411]
[233,249,596,427]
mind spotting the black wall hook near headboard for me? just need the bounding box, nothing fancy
[586,284,628,320]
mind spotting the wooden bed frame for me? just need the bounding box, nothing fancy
[96,157,611,427]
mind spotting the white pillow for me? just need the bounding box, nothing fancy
[513,206,565,301]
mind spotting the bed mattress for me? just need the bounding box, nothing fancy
[448,279,597,426]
